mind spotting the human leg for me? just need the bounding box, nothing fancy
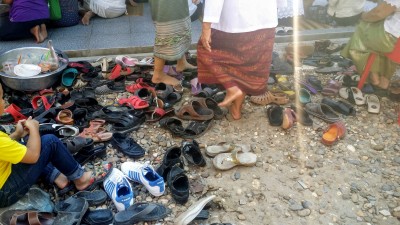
[218,86,244,107]
[176,54,197,72]
[0,134,90,207]
[152,56,180,86]
[229,91,246,120]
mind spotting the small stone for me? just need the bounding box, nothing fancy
[319,209,325,214]
[347,145,356,152]
[305,161,315,169]
[297,208,311,217]
[302,200,312,209]
[201,172,210,178]
[372,144,384,151]
[394,206,400,212]
[234,172,241,180]
[215,173,222,178]
[351,194,359,203]
[239,198,247,205]
[237,214,246,220]
[379,210,391,216]
[289,204,303,211]
[356,210,364,217]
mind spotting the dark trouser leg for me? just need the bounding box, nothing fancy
[0,19,48,41]
[0,134,84,207]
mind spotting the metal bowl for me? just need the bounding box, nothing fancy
[0,47,69,92]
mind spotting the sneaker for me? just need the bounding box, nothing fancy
[121,162,165,197]
[103,168,134,211]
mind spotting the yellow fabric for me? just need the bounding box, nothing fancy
[0,132,27,189]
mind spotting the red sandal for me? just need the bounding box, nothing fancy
[2,104,33,123]
[118,96,149,109]
[107,64,132,80]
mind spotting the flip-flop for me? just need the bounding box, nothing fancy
[61,68,79,87]
[175,195,216,225]
[54,197,88,225]
[366,94,380,114]
[206,142,249,157]
[114,202,171,225]
[213,149,257,170]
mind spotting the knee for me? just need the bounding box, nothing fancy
[41,134,60,146]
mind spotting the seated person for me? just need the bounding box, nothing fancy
[0,84,97,207]
[79,0,127,25]
[0,0,48,43]
[341,0,399,92]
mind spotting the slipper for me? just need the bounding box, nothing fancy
[339,87,365,105]
[366,94,380,114]
[114,202,170,225]
[321,80,341,96]
[196,87,219,98]
[290,105,313,126]
[62,136,93,154]
[107,64,132,80]
[74,98,102,113]
[321,121,346,146]
[175,195,216,225]
[115,56,139,67]
[282,107,296,130]
[266,104,283,126]
[145,107,173,123]
[163,65,183,80]
[54,196,88,225]
[2,210,54,225]
[190,78,202,95]
[155,146,184,180]
[155,82,174,100]
[136,57,154,66]
[304,103,340,123]
[321,98,355,116]
[73,144,107,165]
[183,120,213,139]
[194,97,227,120]
[206,142,249,157]
[306,76,323,92]
[159,117,186,137]
[298,80,318,95]
[175,100,214,121]
[118,96,149,109]
[61,68,79,87]
[73,190,107,207]
[95,82,126,95]
[1,104,33,124]
[39,123,80,139]
[298,88,311,104]
[79,127,113,143]
[56,109,74,125]
[213,149,257,170]
[82,209,114,225]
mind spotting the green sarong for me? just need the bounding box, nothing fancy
[149,0,191,61]
[341,20,397,79]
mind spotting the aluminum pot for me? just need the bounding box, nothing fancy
[0,47,69,92]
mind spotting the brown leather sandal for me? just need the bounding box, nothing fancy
[175,100,214,121]
[250,91,289,105]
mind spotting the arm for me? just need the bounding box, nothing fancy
[3,0,13,4]
[361,1,397,22]
[200,0,224,52]
[19,118,41,164]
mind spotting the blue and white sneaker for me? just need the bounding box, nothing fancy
[103,168,134,211]
[121,162,165,197]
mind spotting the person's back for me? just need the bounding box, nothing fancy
[9,0,49,22]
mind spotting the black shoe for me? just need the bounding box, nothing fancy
[181,139,206,167]
[156,146,183,180]
[321,98,356,116]
[111,132,145,159]
[167,165,189,204]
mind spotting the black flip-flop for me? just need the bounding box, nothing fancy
[54,196,88,225]
[111,132,145,158]
[82,209,114,225]
[73,144,107,166]
[73,190,107,207]
[114,202,171,225]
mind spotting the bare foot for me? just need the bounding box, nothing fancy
[30,25,41,43]
[176,56,197,72]
[152,71,180,86]
[54,174,69,189]
[229,93,245,120]
[82,11,94,25]
[40,24,48,41]
[378,76,390,89]
[218,86,244,107]
[370,72,380,86]
[74,171,93,191]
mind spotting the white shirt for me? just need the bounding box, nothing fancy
[327,0,366,18]
[383,0,400,38]
[203,0,278,33]
[188,0,197,17]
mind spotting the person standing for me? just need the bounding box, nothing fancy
[148,0,197,86]
[0,0,49,42]
[197,0,278,120]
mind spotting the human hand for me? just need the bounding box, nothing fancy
[24,117,39,131]
[200,23,212,52]
[192,0,201,4]
[14,120,29,138]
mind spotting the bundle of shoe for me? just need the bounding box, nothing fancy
[156,140,206,204]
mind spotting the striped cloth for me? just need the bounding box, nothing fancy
[149,0,191,61]
[197,28,275,96]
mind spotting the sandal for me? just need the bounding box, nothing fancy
[266,104,283,126]
[155,83,174,100]
[175,100,214,121]
[159,117,186,137]
[206,142,248,157]
[366,94,380,114]
[250,91,289,105]
[282,107,296,130]
[145,107,174,123]
[73,144,107,165]
[115,55,139,67]
[56,109,74,125]
[61,68,79,87]
[321,80,341,96]
[4,210,54,225]
[0,104,33,124]
[183,120,213,138]
[321,121,346,146]
[62,136,93,154]
[118,96,149,109]
[339,87,365,105]
[304,103,340,123]
[194,97,226,120]
[213,149,257,170]
[126,79,154,94]
[107,64,132,80]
